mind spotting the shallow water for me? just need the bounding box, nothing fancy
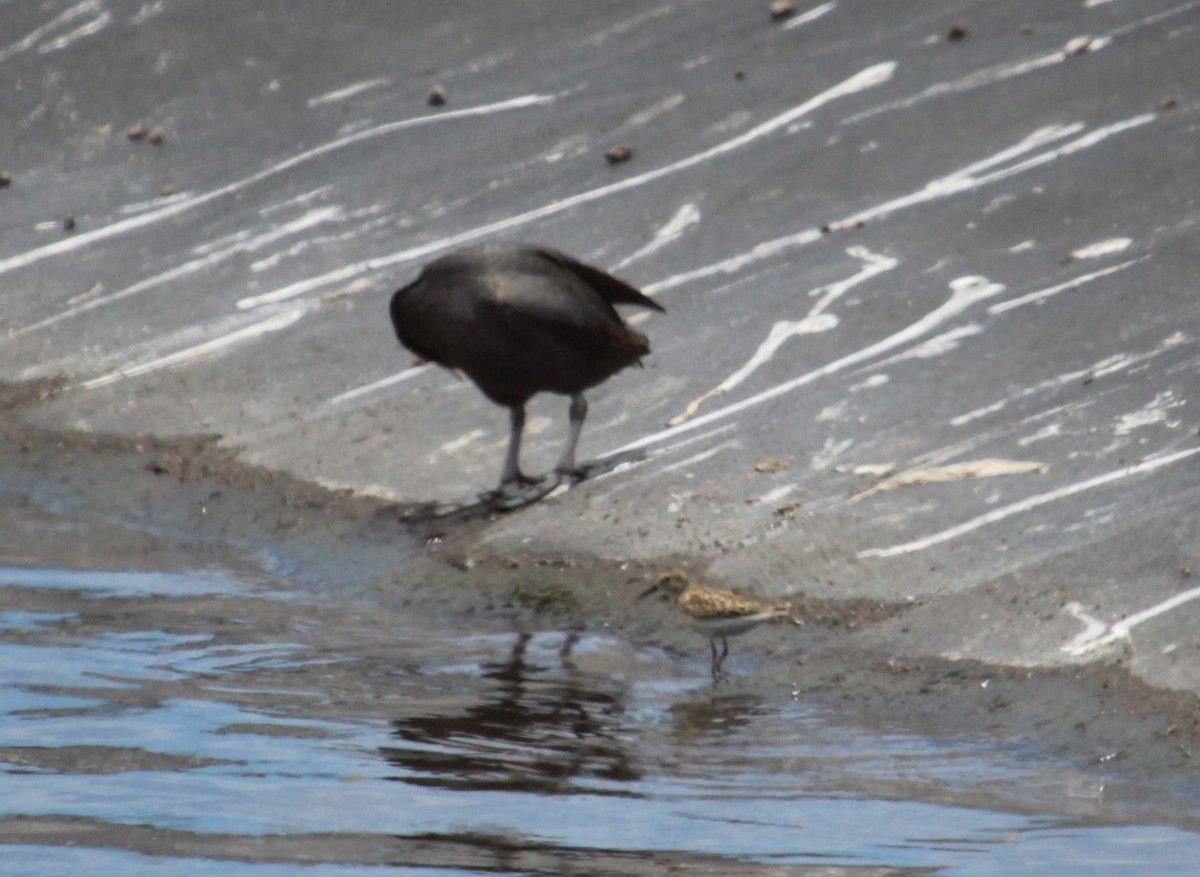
[3,513,1200,875]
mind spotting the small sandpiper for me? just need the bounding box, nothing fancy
[640,568,795,678]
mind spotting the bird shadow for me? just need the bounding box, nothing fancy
[386,449,647,527]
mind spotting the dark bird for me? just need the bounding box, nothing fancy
[390,242,664,498]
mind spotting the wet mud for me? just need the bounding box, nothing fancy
[3,376,1200,820]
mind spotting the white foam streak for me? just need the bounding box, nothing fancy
[858,447,1200,559]
[328,366,430,406]
[37,9,110,52]
[610,276,1004,456]
[783,2,836,29]
[667,247,897,424]
[11,208,343,339]
[79,309,307,390]
[988,258,1145,315]
[1063,585,1200,656]
[0,94,554,282]
[0,1,99,63]
[615,203,701,269]
[238,63,897,309]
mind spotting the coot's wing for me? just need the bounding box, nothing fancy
[530,246,665,313]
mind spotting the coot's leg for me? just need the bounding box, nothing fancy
[498,404,538,487]
[554,393,588,479]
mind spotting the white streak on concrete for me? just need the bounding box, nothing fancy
[667,247,898,424]
[582,4,675,46]
[307,78,391,107]
[839,116,1153,230]
[10,208,343,339]
[850,374,889,392]
[37,9,111,53]
[782,2,836,29]
[1017,423,1063,447]
[439,429,488,455]
[612,276,1004,456]
[1062,603,1110,655]
[757,484,796,504]
[129,2,165,25]
[650,117,1148,300]
[78,309,307,390]
[623,93,686,128]
[238,63,897,309]
[811,437,855,470]
[858,447,1200,559]
[988,257,1146,315]
[1069,238,1132,259]
[1113,390,1184,435]
[614,203,701,269]
[655,440,739,476]
[117,191,195,215]
[0,94,553,281]
[0,1,98,63]
[1009,240,1036,253]
[951,333,1191,426]
[873,323,983,366]
[328,366,430,405]
[1063,586,1200,656]
[644,229,824,294]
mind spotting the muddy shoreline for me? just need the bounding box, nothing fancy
[3,378,1200,822]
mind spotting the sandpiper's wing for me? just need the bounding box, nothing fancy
[679,586,777,620]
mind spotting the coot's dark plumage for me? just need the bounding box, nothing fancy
[390,242,664,494]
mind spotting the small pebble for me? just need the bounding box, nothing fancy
[427,85,447,106]
[604,143,633,165]
[1159,95,1178,110]
[127,124,147,141]
[63,215,77,232]
[147,126,167,145]
[769,1,795,22]
[0,172,12,188]
[947,23,969,41]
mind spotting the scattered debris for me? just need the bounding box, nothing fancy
[147,126,167,145]
[1063,35,1094,56]
[754,456,790,473]
[1183,567,1193,580]
[852,458,1049,501]
[1159,95,1178,111]
[0,172,11,188]
[769,1,795,23]
[160,184,175,197]
[127,124,147,141]
[427,84,447,106]
[604,143,633,165]
[62,215,77,232]
[733,69,746,81]
[774,500,803,517]
[1019,24,1034,36]
[947,23,969,42]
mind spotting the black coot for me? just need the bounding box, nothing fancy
[390,242,664,495]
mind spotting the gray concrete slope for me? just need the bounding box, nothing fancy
[2,2,1198,690]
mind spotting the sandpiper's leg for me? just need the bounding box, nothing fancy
[554,393,588,478]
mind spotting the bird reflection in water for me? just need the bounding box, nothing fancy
[380,632,641,795]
